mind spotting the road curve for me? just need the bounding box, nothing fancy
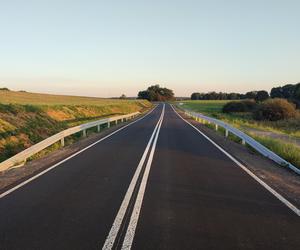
[0,104,299,250]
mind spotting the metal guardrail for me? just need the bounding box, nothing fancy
[181,108,300,175]
[0,112,140,172]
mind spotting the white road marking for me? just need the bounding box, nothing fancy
[171,104,300,217]
[121,104,165,249]
[0,106,158,199]
[102,104,164,249]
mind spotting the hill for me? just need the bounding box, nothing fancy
[0,90,152,162]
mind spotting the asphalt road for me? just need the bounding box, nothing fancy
[0,104,299,250]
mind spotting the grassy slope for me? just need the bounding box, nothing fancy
[179,100,300,169]
[0,90,152,162]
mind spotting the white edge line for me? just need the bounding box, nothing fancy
[102,105,164,250]
[121,104,165,250]
[171,104,300,217]
[0,106,157,199]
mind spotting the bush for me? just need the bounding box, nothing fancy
[222,100,256,113]
[255,90,269,102]
[254,98,296,121]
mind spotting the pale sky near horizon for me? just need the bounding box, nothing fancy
[1,0,299,97]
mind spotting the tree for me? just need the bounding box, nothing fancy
[245,91,258,99]
[137,85,174,101]
[282,84,296,99]
[293,83,300,100]
[255,90,269,102]
[190,91,241,100]
[0,87,10,91]
[119,94,126,99]
[293,83,300,108]
[228,93,238,100]
[191,92,201,100]
[270,86,284,98]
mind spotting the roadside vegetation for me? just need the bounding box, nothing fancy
[181,100,300,137]
[0,90,152,162]
[179,83,300,169]
[180,100,300,169]
[249,134,300,169]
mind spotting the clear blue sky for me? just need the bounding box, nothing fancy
[1,0,299,97]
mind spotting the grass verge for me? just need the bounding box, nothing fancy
[249,134,300,170]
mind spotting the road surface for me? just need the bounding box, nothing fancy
[0,104,299,250]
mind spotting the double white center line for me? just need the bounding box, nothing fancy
[102,104,165,250]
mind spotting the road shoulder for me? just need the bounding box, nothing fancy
[175,107,300,208]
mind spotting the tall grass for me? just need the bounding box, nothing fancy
[250,134,300,169]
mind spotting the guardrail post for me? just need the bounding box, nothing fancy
[225,129,229,137]
[215,124,218,131]
[97,125,100,132]
[116,120,118,125]
[60,137,65,147]
[108,122,110,128]
[83,129,87,137]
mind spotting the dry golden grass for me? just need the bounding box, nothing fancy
[0,90,152,162]
[0,90,144,106]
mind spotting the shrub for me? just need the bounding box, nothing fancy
[255,90,269,102]
[222,100,256,113]
[254,98,296,121]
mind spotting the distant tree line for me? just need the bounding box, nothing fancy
[0,87,10,91]
[191,90,270,102]
[191,92,244,101]
[138,85,174,101]
[191,82,300,106]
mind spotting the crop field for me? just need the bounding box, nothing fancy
[0,90,152,162]
[0,90,148,106]
[179,100,300,169]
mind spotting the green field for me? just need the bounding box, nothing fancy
[0,90,152,162]
[180,100,300,137]
[179,100,229,115]
[179,100,300,169]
